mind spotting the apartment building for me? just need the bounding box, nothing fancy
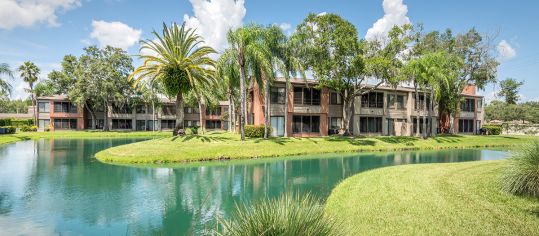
[249,78,484,137]
[36,95,228,131]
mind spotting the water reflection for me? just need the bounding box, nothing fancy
[0,139,508,235]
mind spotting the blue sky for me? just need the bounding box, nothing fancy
[1,0,537,102]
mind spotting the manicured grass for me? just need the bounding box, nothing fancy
[0,131,170,145]
[325,160,539,235]
[95,131,539,164]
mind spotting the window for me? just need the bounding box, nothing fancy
[184,120,200,127]
[359,117,382,133]
[361,92,384,108]
[86,119,104,129]
[112,119,132,129]
[162,105,176,116]
[206,107,221,116]
[329,117,342,135]
[136,105,146,114]
[53,119,77,129]
[458,119,474,133]
[477,99,483,110]
[330,92,342,105]
[270,116,285,136]
[184,107,193,114]
[293,87,321,105]
[147,120,158,131]
[414,94,432,110]
[136,120,146,131]
[460,99,476,112]
[412,118,431,134]
[53,102,77,113]
[270,87,286,104]
[292,115,320,133]
[38,119,50,129]
[387,94,405,109]
[206,120,221,129]
[161,120,176,129]
[38,102,50,113]
[112,104,132,114]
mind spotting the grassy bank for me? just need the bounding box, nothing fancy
[0,131,170,145]
[95,131,539,164]
[325,160,539,235]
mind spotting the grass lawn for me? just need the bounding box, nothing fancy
[0,130,170,145]
[325,160,539,235]
[95,131,539,164]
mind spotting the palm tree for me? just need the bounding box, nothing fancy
[217,49,240,133]
[130,23,216,133]
[18,61,40,125]
[0,63,13,99]
[227,24,273,140]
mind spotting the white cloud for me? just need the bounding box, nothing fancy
[0,0,81,30]
[279,23,291,31]
[496,40,517,60]
[183,0,246,53]
[365,0,411,41]
[90,20,142,50]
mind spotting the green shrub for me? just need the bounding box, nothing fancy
[184,126,199,135]
[216,193,342,236]
[483,125,502,135]
[11,119,33,127]
[244,125,270,138]
[0,119,12,126]
[20,125,37,132]
[501,141,539,198]
[0,126,16,134]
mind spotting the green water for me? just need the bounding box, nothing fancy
[0,138,508,235]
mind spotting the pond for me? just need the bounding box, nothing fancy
[0,138,509,235]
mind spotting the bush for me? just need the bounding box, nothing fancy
[0,118,12,126]
[244,125,271,138]
[0,126,16,134]
[216,193,342,236]
[501,141,539,198]
[184,126,199,135]
[11,119,33,127]
[483,125,502,135]
[20,125,37,132]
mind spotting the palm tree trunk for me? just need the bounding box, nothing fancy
[228,92,233,132]
[175,92,185,134]
[198,100,204,134]
[414,85,419,136]
[428,87,434,137]
[152,101,156,132]
[264,79,270,139]
[239,62,246,140]
[284,77,289,137]
[422,90,427,139]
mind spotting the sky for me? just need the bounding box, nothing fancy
[1,0,537,103]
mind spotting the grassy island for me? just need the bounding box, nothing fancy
[0,131,170,145]
[95,131,539,164]
[325,160,539,235]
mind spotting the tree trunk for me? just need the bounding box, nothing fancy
[422,90,427,139]
[198,100,204,134]
[264,79,270,139]
[31,86,37,127]
[152,101,156,132]
[428,87,434,137]
[175,92,185,133]
[230,92,236,133]
[144,104,148,131]
[86,103,95,130]
[228,92,233,132]
[239,62,246,140]
[284,77,289,137]
[414,86,419,137]
[342,89,353,136]
[103,102,109,131]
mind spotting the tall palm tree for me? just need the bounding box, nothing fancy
[217,49,240,133]
[18,61,40,125]
[0,63,13,99]
[130,23,216,133]
[227,24,273,140]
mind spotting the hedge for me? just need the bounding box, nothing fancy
[20,125,38,132]
[12,119,34,127]
[0,119,11,126]
[245,125,271,138]
[483,125,502,135]
[0,126,16,134]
